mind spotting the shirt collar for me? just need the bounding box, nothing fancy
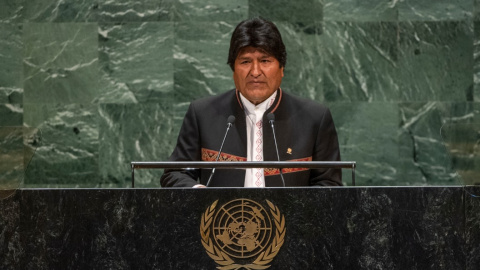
[239,90,278,115]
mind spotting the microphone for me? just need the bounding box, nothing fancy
[267,113,286,187]
[206,115,236,187]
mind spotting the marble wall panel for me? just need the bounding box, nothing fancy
[22,0,174,23]
[331,101,479,186]
[98,0,173,22]
[174,0,247,22]
[23,0,99,22]
[0,23,23,105]
[23,23,99,104]
[322,22,399,102]
[0,127,24,194]
[476,0,480,20]
[0,0,24,23]
[173,21,235,102]
[0,104,23,126]
[97,22,174,103]
[330,102,402,186]
[0,101,22,126]
[249,0,322,23]
[0,23,22,128]
[397,21,473,102]
[398,0,473,21]
[439,102,480,185]
[474,20,480,101]
[399,102,463,185]
[324,0,398,22]
[23,104,99,187]
[98,102,187,187]
[278,22,325,101]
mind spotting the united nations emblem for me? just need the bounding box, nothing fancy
[200,199,286,269]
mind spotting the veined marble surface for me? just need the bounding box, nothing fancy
[324,0,473,21]
[23,23,99,104]
[0,1,479,188]
[97,22,174,103]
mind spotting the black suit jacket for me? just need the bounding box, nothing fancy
[160,89,342,187]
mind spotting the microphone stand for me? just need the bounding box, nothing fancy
[267,113,286,187]
[206,116,235,187]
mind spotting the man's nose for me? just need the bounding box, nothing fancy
[250,61,261,77]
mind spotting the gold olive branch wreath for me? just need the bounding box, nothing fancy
[200,199,286,270]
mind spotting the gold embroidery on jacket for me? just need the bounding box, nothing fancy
[202,148,311,176]
[264,156,312,176]
[201,148,247,162]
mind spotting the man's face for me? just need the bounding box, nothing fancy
[233,46,284,105]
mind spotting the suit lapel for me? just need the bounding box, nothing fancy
[232,90,247,157]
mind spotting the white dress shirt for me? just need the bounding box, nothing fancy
[239,91,277,187]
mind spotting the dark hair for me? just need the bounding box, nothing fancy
[227,18,287,71]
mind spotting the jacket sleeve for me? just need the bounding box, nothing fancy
[310,108,343,186]
[160,103,201,187]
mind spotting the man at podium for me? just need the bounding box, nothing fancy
[161,18,342,188]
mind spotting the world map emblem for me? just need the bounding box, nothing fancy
[200,199,286,269]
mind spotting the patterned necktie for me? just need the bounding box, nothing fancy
[255,120,263,187]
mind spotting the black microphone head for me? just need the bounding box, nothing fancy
[227,115,236,125]
[267,113,275,122]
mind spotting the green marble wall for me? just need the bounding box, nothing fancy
[0,0,479,188]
